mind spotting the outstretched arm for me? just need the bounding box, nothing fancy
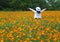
[41,8,46,12]
[28,8,36,12]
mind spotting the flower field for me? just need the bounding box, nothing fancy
[0,11,60,42]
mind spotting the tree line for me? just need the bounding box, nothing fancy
[0,0,60,11]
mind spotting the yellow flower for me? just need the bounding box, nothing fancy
[41,31,45,35]
[1,38,4,42]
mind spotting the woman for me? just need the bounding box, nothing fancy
[28,7,46,19]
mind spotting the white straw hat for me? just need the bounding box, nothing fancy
[36,7,41,11]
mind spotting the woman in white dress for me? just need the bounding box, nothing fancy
[28,7,46,19]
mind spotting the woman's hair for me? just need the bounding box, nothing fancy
[37,11,41,13]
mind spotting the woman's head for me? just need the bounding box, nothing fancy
[36,7,41,11]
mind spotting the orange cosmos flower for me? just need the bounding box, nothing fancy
[41,40,44,42]
[45,27,50,31]
[20,40,23,42]
[58,32,60,35]
[29,28,33,31]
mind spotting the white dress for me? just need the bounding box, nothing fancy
[34,11,42,18]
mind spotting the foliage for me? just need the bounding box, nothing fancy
[0,0,60,11]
